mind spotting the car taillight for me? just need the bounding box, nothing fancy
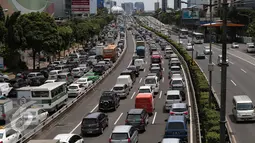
[66,77,68,80]
[140,118,145,124]
[125,120,128,123]
[2,114,6,118]
[184,111,188,115]
[128,138,131,142]
[108,138,111,142]
[170,112,174,115]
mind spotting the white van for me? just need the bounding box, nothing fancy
[247,43,255,53]
[232,95,255,122]
[159,138,182,143]
[134,59,145,71]
[144,75,159,93]
[116,75,133,90]
[0,83,12,96]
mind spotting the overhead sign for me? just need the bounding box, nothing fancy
[72,0,97,14]
[182,9,200,19]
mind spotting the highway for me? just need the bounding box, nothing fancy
[30,28,193,142]
[149,19,255,143]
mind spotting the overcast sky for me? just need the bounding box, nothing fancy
[116,0,187,11]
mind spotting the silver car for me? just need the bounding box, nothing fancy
[203,46,212,55]
[109,125,139,143]
[170,103,190,119]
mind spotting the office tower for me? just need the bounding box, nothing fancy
[154,2,159,11]
[121,2,133,14]
[162,0,167,12]
[188,0,208,9]
[174,0,181,10]
[135,2,145,11]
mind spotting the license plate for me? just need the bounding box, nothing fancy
[87,131,92,133]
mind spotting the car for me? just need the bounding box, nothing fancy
[127,65,139,77]
[144,75,159,94]
[125,109,149,131]
[109,125,139,143]
[203,46,212,55]
[170,103,190,119]
[112,84,129,98]
[150,67,162,79]
[168,60,181,68]
[93,64,105,75]
[54,134,84,143]
[164,90,182,111]
[56,72,74,85]
[150,63,162,70]
[217,55,229,66]
[158,138,182,143]
[68,83,85,97]
[247,43,255,53]
[76,77,93,88]
[22,108,49,126]
[98,61,110,70]
[81,112,108,136]
[83,72,100,83]
[168,66,181,78]
[0,127,22,143]
[99,91,120,111]
[195,51,205,59]
[138,86,154,97]
[186,43,193,51]
[71,68,84,78]
[231,42,239,48]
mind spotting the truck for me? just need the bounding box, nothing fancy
[136,46,145,58]
[94,43,105,58]
[136,40,145,47]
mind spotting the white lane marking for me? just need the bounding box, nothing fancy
[139,78,143,83]
[69,121,81,134]
[229,61,234,64]
[159,91,162,99]
[162,60,164,64]
[114,113,123,125]
[152,112,157,124]
[212,62,215,65]
[90,104,99,113]
[181,65,193,143]
[144,68,146,72]
[241,68,247,73]
[145,61,147,64]
[162,77,164,83]
[231,80,237,86]
[128,60,132,66]
[130,92,136,99]
[163,68,165,71]
[205,57,208,59]
[220,69,221,71]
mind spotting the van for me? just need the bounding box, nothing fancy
[55,64,69,72]
[144,75,159,93]
[0,83,12,96]
[57,72,74,85]
[120,70,136,83]
[164,115,188,142]
[135,93,154,115]
[109,125,139,143]
[134,59,145,70]
[112,84,129,98]
[247,43,255,53]
[116,75,133,90]
[158,138,182,143]
[232,95,255,122]
[164,90,182,111]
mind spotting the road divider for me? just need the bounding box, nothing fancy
[18,31,129,142]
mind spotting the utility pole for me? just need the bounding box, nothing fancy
[220,0,228,142]
[191,7,194,60]
[208,0,214,108]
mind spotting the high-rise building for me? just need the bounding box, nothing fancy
[97,0,105,8]
[121,2,133,14]
[187,0,208,9]
[154,2,159,11]
[121,3,126,11]
[174,0,181,10]
[162,0,167,12]
[230,0,255,9]
[135,2,145,11]
[113,1,117,6]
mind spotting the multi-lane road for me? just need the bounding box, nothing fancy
[28,29,194,143]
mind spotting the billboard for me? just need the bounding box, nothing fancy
[72,0,97,14]
[182,9,200,19]
[97,0,104,8]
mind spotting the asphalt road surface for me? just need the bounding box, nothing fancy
[29,30,192,142]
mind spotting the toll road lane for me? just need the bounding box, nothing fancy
[32,31,135,140]
[174,34,255,143]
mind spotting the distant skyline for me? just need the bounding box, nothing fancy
[116,0,188,11]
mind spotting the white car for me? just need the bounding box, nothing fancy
[186,43,193,51]
[76,77,93,88]
[247,43,255,53]
[22,108,48,126]
[138,86,154,97]
[0,127,22,143]
[231,42,239,48]
[68,83,85,97]
[54,134,84,143]
[45,79,57,83]
[144,75,159,93]
[203,46,212,55]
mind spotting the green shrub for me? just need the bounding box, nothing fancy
[206,132,220,143]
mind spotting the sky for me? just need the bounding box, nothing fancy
[116,0,188,11]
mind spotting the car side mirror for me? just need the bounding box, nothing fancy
[233,107,236,110]
[164,119,167,122]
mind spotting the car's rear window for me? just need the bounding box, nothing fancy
[111,133,129,140]
[127,114,141,120]
[167,95,180,100]
[167,122,184,129]
[83,118,97,125]
[172,108,187,112]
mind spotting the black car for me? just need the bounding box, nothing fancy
[9,78,27,88]
[29,77,46,86]
[93,64,105,75]
[81,112,109,136]
[127,65,139,77]
[99,91,120,111]
[125,109,149,131]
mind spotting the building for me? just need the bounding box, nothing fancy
[162,0,167,12]
[105,0,115,13]
[121,2,133,14]
[154,2,159,11]
[187,0,208,9]
[230,0,255,9]
[174,0,181,10]
[0,0,54,15]
[97,0,105,8]
[53,0,66,18]
[134,2,144,11]
[113,1,117,6]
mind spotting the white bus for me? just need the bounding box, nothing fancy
[192,32,204,44]
[180,29,188,38]
[31,82,68,112]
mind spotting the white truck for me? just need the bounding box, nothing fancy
[95,43,105,56]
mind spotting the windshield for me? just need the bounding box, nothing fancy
[49,71,56,75]
[151,69,159,73]
[82,119,97,125]
[55,67,62,70]
[139,89,151,93]
[167,122,184,129]
[167,95,180,100]
[69,86,78,89]
[77,79,87,83]
[111,133,128,140]
[145,78,156,84]
[172,108,187,112]
[236,103,254,110]
[28,74,35,78]
[72,69,80,72]
[127,114,141,120]
[172,80,182,85]
[171,68,180,71]
[113,86,124,90]
[32,91,49,98]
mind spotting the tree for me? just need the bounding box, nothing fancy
[0,22,7,44]
[0,5,5,22]
[56,26,73,59]
[75,22,89,45]
[14,12,59,70]
[247,19,255,37]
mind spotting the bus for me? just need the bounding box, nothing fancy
[31,82,68,113]
[192,32,204,44]
[180,29,188,38]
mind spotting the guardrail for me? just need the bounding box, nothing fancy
[16,30,128,143]
[137,19,201,143]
